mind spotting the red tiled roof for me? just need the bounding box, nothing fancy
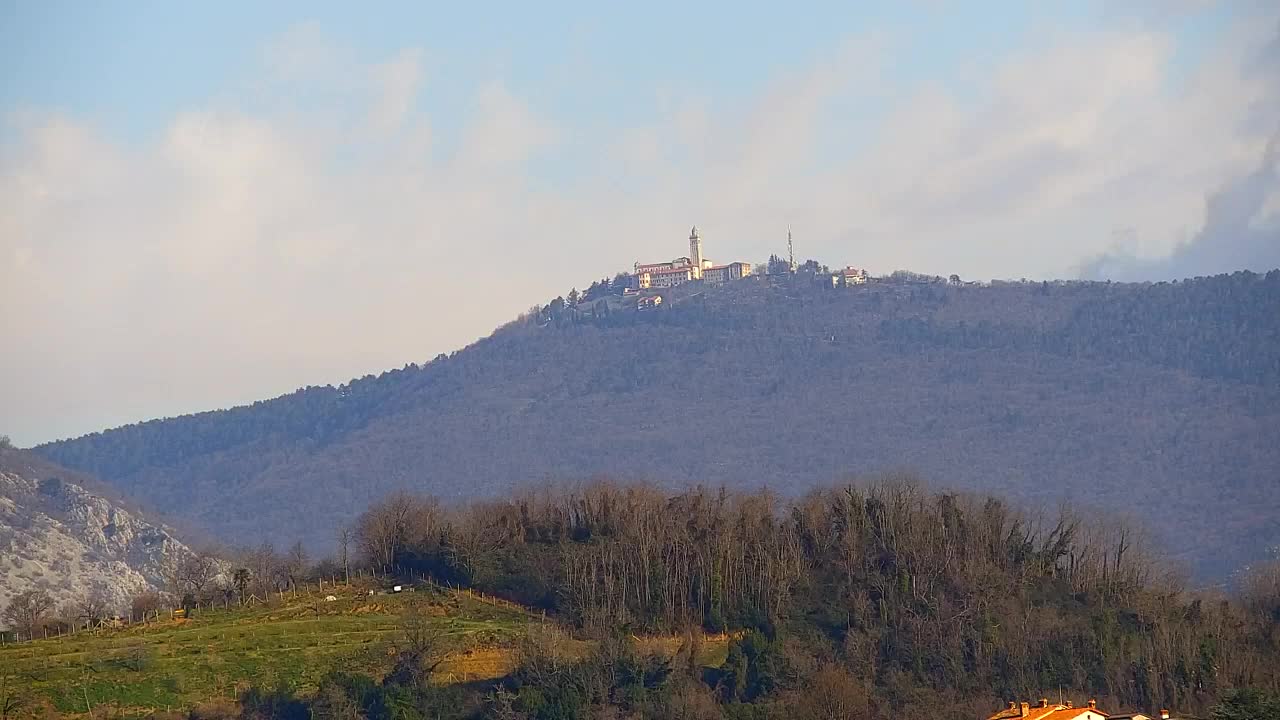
[988,701,1106,720]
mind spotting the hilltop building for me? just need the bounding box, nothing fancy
[702,262,753,284]
[634,227,753,289]
[840,266,869,286]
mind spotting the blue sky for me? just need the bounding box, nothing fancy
[1,2,1112,151]
[2,1,1277,445]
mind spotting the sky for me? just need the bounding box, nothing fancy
[2,1,1278,446]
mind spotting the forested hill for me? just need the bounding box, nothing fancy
[35,270,1280,580]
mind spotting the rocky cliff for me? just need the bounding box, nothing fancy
[0,447,191,627]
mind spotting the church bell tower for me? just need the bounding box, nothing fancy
[689,225,704,279]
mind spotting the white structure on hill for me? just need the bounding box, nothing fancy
[840,266,868,285]
[635,226,753,289]
[702,262,753,284]
[689,226,704,275]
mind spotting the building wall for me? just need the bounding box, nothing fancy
[702,262,753,285]
[651,268,694,287]
[702,267,729,285]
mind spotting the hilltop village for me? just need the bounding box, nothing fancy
[538,226,874,320]
[631,225,868,297]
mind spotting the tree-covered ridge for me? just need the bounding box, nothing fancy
[40,270,1279,478]
[32,270,1280,580]
[873,270,1280,386]
[338,479,1280,717]
[32,363,427,481]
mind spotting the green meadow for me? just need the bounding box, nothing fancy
[0,584,532,715]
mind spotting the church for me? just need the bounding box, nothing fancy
[634,226,753,289]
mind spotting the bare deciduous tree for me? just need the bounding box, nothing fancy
[355,492,441,571]
[243,541,281,596]
[162,551,220,603]
[73,589,110,629]
[284,541,309,590]
[3,589,54,640]
[130,591,162,622]
[337,526,352,583]
[793,664,871,720]
[383,610,449,688]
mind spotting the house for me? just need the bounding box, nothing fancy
[840,266,869,286]
[637,295,663,310]
[988,699,1108,720]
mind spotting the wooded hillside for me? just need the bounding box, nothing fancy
[34,270,1280,580]
[334,479,1280,718]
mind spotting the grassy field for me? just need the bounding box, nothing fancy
[0,582,733,716]
[0,582,534,715]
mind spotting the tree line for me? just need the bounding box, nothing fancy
[338,477,1280,717]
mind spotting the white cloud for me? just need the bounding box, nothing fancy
[367,48,425,136]
[1080,130,1280,280]
[453,82,555,175]
[1,13,1277,445]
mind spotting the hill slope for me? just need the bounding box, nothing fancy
[34,270,1280,580]
[0,577,730,715]
[0,447,192,628]
[0,582,524,713]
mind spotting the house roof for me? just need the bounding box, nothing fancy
[988,700,1106,720]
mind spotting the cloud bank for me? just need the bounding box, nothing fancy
[1080,129,1280,280]
[2,10,1278,445]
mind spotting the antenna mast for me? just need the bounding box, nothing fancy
[787,226,796,273]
